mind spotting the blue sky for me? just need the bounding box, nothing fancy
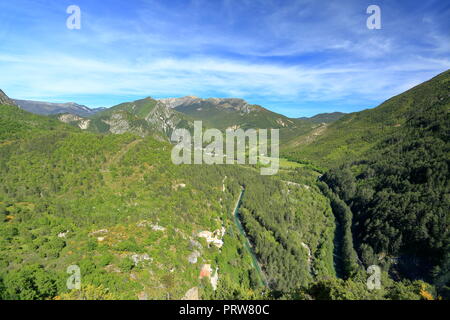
[0,0,449,117]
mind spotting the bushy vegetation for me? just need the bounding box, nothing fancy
[1,69,448,300]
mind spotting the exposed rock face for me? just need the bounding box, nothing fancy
[159,96,256,114]
[198,264,219,291]
[189,239,202,250]
[0,89,16,106]
[59,113,83,123]
[131,253,152,266]
[172,183,186,190]
[78,119,91,130]
[301,242,312,271]
[197,227,226,248]
[136,220,166,231]
[187,250,201,264]
[210,268,219,291]
[58,231,69,238]
[57,113,91,130]
[103,112,146,136]
[159,96,199,109]
[144,101,187,136]
[150,224,166,231]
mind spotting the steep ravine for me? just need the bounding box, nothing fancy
[232,187,269,288]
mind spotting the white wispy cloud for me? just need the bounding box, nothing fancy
[1,52,447,108]
[0,0,448,116]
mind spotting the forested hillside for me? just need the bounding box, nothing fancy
[284,70,450,168]
[306,70,450,298]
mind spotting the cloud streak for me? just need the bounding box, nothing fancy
[0,0,448,116]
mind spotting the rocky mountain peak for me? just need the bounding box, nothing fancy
[159,96,256,114]
[0,89,16,106]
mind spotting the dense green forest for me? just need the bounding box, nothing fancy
[290,70,450,298]
[320,80,449,297]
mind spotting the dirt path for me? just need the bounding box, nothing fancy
[105,139,142,169]
[100,139,143,186]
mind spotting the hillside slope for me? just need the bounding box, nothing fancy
[285,70,450,168]
[317,70,449,296]
[164,97,297,130]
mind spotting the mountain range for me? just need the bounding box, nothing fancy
[9,94,346,143]
[12,99,105,117]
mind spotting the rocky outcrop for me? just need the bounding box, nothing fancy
[210,268,219,291]
[197,227,226,248]
[90,97,192,139]
[102,112,146,136]
[150,224,166,231]
[131,253,152,266]
[189,239,202,250]
[187,250,201,264]
[159,96,199,109]
[160,96,257,114]
[301,242,312,270]
[58,113,91,130]
[0,89,16,106]
[136,221,166,232]
[58,230,69,238]
[198,264,219,291]
[144,101,188,136]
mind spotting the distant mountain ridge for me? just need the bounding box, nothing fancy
[13,99,104,117]
[297,112,346,124]
[54,97,194,140]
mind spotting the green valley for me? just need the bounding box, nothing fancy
[0,70,448,301]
